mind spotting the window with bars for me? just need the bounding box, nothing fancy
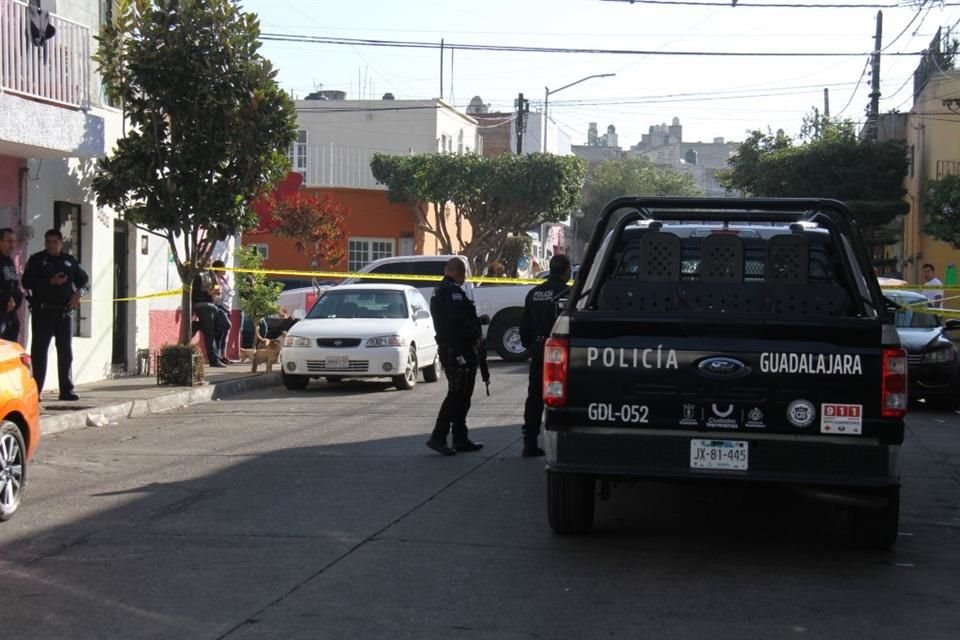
[348,238,395,272]
[289,130,308,176]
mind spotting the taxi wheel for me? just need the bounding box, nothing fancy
[393,346,418,391]
[0,421,26,522]
[547,471,595,535]
[282,372,309,391]
[422,353,440,383]
[851,487,900,551]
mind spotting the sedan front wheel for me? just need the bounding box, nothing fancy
[394,346,418,390]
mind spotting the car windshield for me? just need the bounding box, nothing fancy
[307,290,408,319]
[885,294,941,329]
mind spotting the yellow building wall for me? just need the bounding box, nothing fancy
[903,71,960,303]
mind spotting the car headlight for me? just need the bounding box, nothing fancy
[366,335,406,347]
[923,347,956,363]
[284,335,313,347]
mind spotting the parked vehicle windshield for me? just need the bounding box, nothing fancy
[307,290,408,319]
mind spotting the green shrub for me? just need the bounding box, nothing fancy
[157,344,205,386]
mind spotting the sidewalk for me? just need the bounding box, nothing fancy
[40,364,282,436]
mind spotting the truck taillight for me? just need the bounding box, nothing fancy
[882,347,907,418]
[543,337,569,408]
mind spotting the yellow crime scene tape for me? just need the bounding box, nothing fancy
[76,266,960,320]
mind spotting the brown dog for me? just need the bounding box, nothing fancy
[250,332,285,374]
[240,336,271,364]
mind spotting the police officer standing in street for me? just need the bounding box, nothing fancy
[426,258,484,456]
[519,254,571,457]
[0,228,24,343]
[22,229,89,400]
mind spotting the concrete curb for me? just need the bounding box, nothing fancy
[41,373,283,436]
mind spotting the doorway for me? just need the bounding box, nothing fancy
[112,222,129,370]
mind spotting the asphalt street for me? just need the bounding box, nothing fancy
[1,360,959,640]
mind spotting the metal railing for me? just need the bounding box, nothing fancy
[0,0,90,109]
[299,143,399,189]
[936,160,960,180]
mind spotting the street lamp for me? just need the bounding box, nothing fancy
[543,73,615,153]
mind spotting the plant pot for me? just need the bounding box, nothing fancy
[156,344,205,386]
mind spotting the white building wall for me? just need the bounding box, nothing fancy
[293,99,479,188]
[9,0,176,387]
[516,113,572,156]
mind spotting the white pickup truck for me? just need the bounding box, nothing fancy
[277,255,534,361]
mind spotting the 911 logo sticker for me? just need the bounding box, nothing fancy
[820,403,863,435]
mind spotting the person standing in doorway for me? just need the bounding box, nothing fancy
[0,228,23,343]
[921,263,944,307]
[21,229,89,399]
[519,254,571,458]
[426,258,484,456]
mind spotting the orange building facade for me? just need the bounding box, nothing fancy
[245,185,470,275]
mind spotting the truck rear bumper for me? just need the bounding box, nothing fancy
[544,427,900,489]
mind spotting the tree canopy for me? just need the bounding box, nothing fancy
[370,153,586,266]
[92,0,297,343]
[269,192,347,271]
[579,157,701,242]
[924,174,960,250]
[721,114,909,258]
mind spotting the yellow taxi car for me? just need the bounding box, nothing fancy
[0,339,40,521]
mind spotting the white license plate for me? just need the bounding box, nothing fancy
[325,356,350,369]
[690,439,748,471]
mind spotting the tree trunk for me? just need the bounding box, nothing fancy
[178,286,193,345]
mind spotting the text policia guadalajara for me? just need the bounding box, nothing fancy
[586,347,863,376]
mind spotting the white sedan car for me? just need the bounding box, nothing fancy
[280,284,440,391]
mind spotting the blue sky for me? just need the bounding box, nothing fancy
[243,0,960,146]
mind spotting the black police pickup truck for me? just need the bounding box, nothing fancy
[542,197,907,549]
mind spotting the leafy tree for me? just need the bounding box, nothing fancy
[580,157,701,242]
[924,174,960,249]
[371,153,586,264]
[92,0,297,344]
[722,115,908,257]
[234,246,282,343]
[270,192,347,273]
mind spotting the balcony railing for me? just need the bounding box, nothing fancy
[936,160,960,180]
[296,143,400,189]
[0,0,91,109]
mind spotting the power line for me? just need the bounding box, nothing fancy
[260,32,926,57]
[600,0,960,8]
[882,1,928,52]
[836,58,872,116]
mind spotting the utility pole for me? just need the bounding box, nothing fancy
[515,92,530,155]
[439,39,444,100]
[823,88,830,118]
[868,11,883,141]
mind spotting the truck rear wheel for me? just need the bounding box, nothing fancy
[490,310,529,362]
[547,471,595,534]
[851,487,899,551]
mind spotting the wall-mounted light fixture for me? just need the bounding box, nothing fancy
[141,235,149,255]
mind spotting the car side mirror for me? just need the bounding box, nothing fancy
[478,314,491,325]
[944,319,960,331]
[414,309,430,320]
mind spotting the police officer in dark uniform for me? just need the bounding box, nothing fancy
[0,228,24,342]
[519,254,571,457]
[22,229,89,400]
[426,258,484,456]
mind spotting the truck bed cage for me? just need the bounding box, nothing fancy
[574,197,883,319]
